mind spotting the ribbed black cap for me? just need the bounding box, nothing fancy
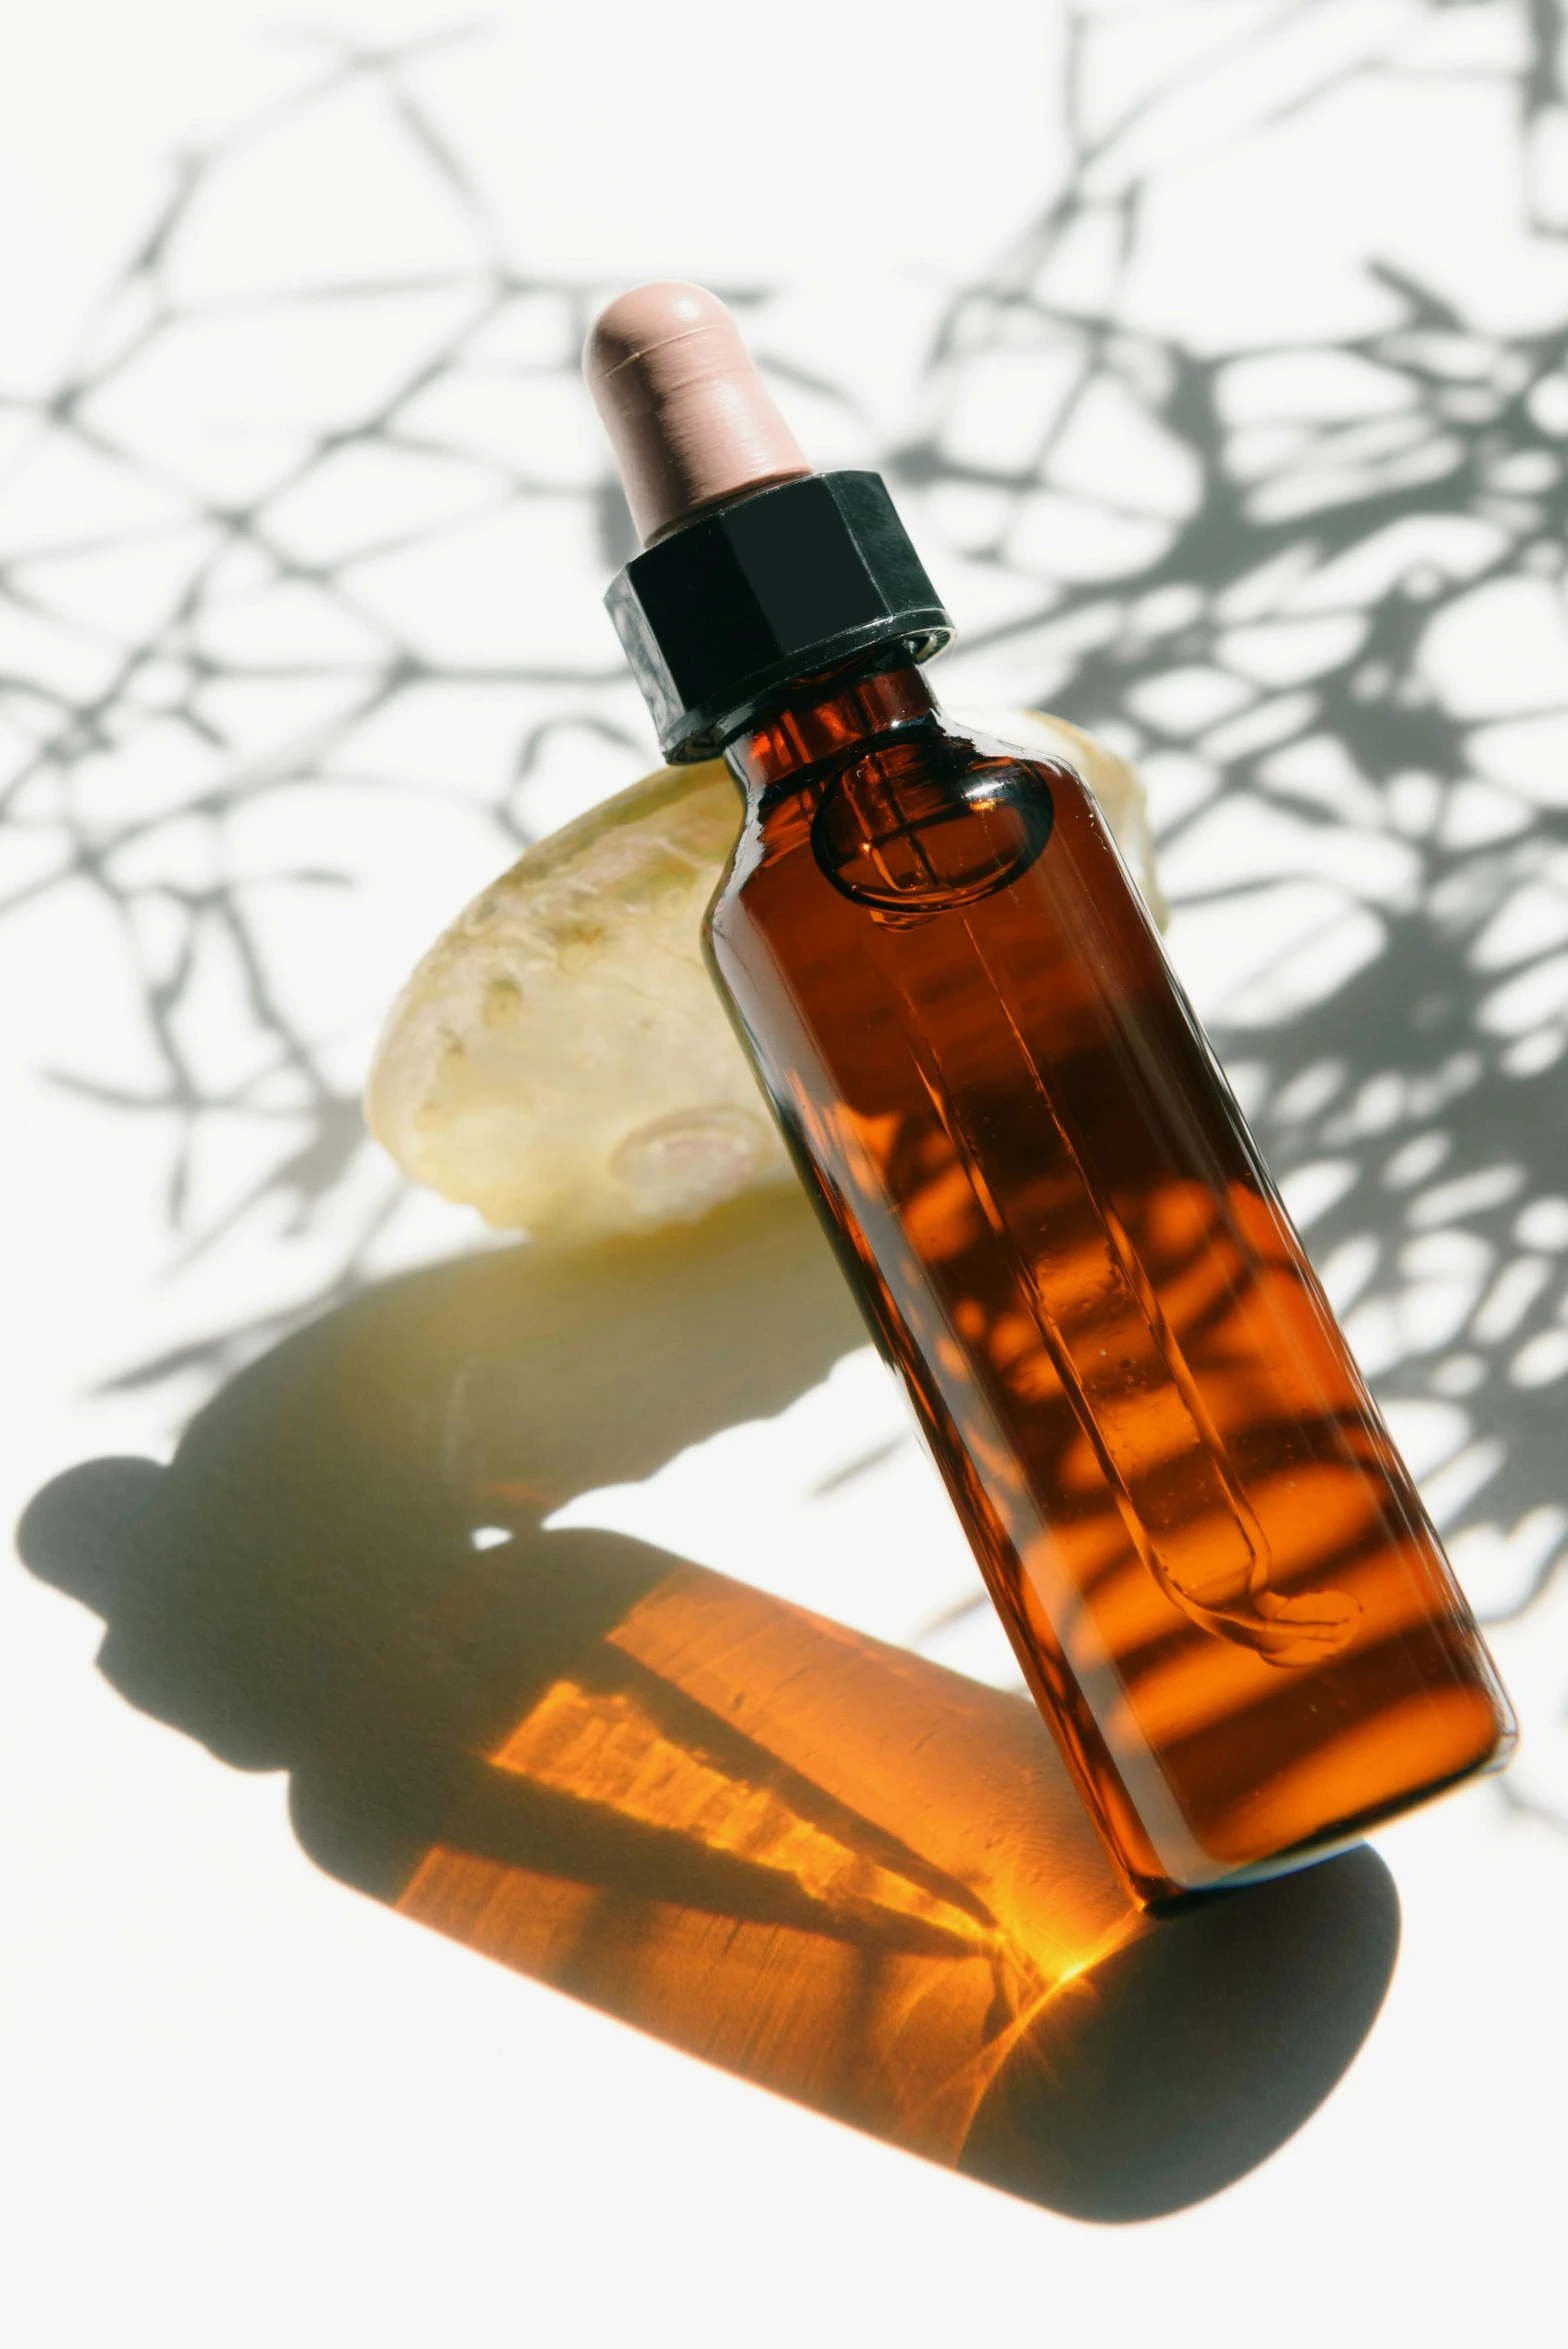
[605,471,952,761]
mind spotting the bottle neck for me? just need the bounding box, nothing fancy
[725,661,937,796]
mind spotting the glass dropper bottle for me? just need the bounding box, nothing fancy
[585,282,1514,1906]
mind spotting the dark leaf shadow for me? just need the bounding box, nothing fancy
[18,1184,1398,2222]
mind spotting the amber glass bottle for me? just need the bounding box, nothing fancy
[585,297,1515,1904]
[704,658,1513,1905]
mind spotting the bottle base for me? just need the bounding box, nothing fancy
[1130,1720,1518,1914]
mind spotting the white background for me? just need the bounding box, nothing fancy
[3,4,1566,2344]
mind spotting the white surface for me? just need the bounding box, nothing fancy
[3,4,1566,2345]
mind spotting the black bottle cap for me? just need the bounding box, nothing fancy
[604,471,953,761]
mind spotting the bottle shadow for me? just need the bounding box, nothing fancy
[17,1185,1399,2222]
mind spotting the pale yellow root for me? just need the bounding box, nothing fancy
[364,712,1162,1241]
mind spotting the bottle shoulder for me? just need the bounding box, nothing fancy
[722,711,1106,921]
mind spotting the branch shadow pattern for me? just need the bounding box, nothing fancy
[17,1187,1399,2222]
[0,27,799,1362]
[886,0,1568,1697]
[1,11,1564,1755]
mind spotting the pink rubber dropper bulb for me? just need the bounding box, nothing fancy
[583,282,812,547]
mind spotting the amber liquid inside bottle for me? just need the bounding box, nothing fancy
[707,661,1514,1905]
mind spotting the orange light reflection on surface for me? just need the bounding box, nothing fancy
[399,1561,1138,2166]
